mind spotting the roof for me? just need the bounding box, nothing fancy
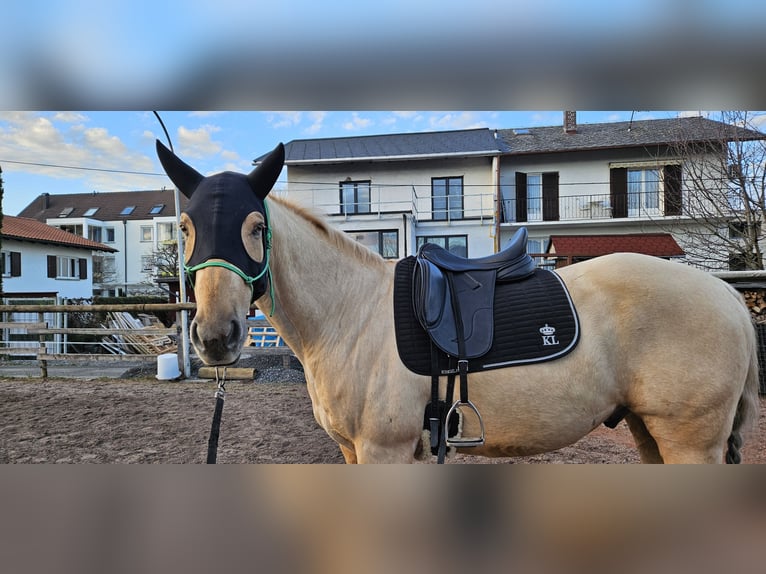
[280,128,502,164]
[547,234,684,258]
[16,189,187,221]
[1,215,117,252]
[498,116,765,155]
[271,116,765,165]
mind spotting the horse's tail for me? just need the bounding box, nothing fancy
[726,322,760,464]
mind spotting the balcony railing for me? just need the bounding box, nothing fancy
[286,184,496,223]
[502,191,672,223]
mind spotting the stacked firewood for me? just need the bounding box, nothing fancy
[741,290,766,324]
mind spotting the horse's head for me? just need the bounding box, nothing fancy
[156,140,285,365]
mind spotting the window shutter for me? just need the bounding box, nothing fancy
[79,258,87,279]
[610,167,628,218]
[542,172,560,221]
[515,172,528,223]
[47,255,57,278]
[663,164,683,216]
[10,252,21,277]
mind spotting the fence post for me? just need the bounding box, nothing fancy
[38,311,48,378]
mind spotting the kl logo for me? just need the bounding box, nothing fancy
[539,324,559,346]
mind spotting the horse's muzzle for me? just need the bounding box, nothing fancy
[189,318,243,365]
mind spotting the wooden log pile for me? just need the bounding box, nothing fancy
[101,311,177,354]
[742,289,766,324]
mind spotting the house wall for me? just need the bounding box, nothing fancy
[1,239,95,299]
[286,156,497,258]
[287,156,495,220]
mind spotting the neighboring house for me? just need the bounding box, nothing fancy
[276,113,764,270]
[17,189,188,296]
[497,113,763,269]
[1,215,116,301]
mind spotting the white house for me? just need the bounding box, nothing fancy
[1,215,116,301]
[276,113,764,270]
[278,128,501,259]
[17,189,187,296]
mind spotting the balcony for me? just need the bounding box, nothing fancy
[285,183,496,224]
[502,191,673,224]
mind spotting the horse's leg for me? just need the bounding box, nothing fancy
[624,413,664,464]
[339,445,358,464]
[639,414,728,464]
[354,439,419,464]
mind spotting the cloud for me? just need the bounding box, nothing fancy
[304,111,326,135]
[265,112,305,130]
[0,111,160,191]
[342,112,373,131]
[427,112,485,130]
[177,124,222,158]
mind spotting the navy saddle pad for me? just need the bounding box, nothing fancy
[394,256,580,376]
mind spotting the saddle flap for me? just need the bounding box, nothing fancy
[413,263,496,359]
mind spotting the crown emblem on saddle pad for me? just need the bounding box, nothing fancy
[539,324,559,346]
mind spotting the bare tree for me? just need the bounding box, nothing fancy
[143,241,180,281]
[663,112,766,270]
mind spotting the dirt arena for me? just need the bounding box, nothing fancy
[1,366,764,463]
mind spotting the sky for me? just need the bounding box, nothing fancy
[2,109,756,217]
[1,3,765,216]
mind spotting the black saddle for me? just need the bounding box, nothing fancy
[413,228,535,359]
[410,228,536,457]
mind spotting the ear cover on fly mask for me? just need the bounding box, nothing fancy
[156,141,285,300]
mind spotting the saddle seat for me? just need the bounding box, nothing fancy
[416,227,533,280]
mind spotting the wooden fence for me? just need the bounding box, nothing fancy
[0,303,293,377]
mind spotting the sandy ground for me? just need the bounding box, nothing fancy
[0,363,763,463]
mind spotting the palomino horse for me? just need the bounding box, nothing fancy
[157,141,759,464]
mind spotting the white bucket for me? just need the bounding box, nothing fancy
[156,353,181,380]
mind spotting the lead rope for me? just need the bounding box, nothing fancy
[206,367,227,464]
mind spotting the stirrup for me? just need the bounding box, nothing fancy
[445,399,485,447]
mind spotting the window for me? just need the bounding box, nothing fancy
[120,206,136,216]
[149,204,165,215]
[58,207,74,217]
[432,177,463,221]
[57,224,83,236]
[611,165,683,218]
[157,222,176,242]
[105,227,115,242]
[513,171,559,222]
[416,235,468,258]
[526,174,543,222]
[141,256,153,273]
[140,226,153,242]
[627,168,660,216]
[47,256,86,280]
[1,251,21,277]
[88,226,102,243]
[340,180,371,215]
[347,230,399,259]
[83,207,99,217]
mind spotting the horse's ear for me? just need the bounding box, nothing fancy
[247,143,285,200]
[156,140,204,198]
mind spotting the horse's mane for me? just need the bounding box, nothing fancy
[270,196,389,269]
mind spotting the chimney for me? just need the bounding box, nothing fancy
[42,192,50,209]
[564,111,577,134]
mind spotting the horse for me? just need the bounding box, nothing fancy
[157,140,760,464]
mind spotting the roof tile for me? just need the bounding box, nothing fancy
[1,215,116,252]
[547,234,684,258]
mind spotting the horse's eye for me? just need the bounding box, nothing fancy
[253,224,264,237]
